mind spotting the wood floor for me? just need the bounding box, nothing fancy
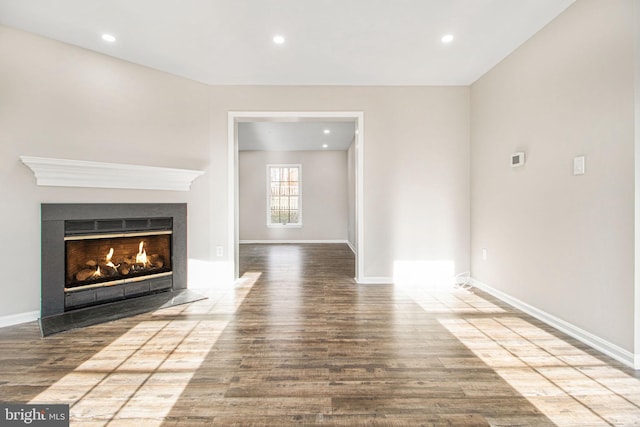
[2,243,640,426]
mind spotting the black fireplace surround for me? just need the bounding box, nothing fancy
[40,203,204,335]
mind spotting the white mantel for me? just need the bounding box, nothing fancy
[20,156,204,191]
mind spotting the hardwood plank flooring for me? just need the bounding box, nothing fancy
[2,243,640,426]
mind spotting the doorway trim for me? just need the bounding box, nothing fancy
[228,111,365,283]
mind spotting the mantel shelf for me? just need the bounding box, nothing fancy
[20,156,204,191]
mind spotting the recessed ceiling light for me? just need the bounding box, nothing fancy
[441,34,454,44]
[102,33,116,43]
[323,129,330,134]
[273,35,285,45]
[322,144,328,148]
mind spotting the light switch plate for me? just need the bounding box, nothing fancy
[573,156,585,175]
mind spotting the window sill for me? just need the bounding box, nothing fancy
[267,223,303,229]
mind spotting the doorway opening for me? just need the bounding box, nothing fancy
[228,112,364,283]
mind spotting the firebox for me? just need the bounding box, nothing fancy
[66,232,172,290]
[40,203,196,335]
[63,218,175,310]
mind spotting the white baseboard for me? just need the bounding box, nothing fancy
[240,240,350,244]
[470,278,638,369]
[357,276,393,285]
[0,310,39,329]
[346,240,356,255]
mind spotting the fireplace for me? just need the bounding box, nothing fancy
[63,220,174,310]
[40,203,203,335]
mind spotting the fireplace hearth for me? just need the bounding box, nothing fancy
[40,203,204,335]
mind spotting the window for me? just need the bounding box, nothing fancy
[267,164,301,227]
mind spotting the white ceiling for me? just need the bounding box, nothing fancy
[0,0,574,151]
[0,0,574,86]
[238,121,356,151]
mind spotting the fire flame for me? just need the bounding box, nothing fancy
[136,241,148,265]
[105,248,117,270]
[92,266,102,278]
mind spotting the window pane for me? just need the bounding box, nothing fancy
[290,167,299,182]
[268,165,300,226]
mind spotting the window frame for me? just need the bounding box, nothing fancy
[266,164,302,228]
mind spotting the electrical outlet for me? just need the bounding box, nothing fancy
[482,248,488,261]
[216,246,223,257]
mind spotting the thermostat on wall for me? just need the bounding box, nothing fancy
[511,152,525,168]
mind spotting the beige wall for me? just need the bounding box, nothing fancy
[471,0,636,351]
[238,150,348,241]
[209,85,470,280]
[0,26,212,317]
[0,24,470,318]
[635,0,640,357]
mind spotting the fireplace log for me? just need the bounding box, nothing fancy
[85,260,97,267]
[149,254,164,268]
[76,269,95,282]
[98,263,118,277]
[119,263,131,275]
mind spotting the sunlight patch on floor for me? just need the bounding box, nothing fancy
[29,272,260,425]
[398,286,505,314]
[440,316,640,426]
